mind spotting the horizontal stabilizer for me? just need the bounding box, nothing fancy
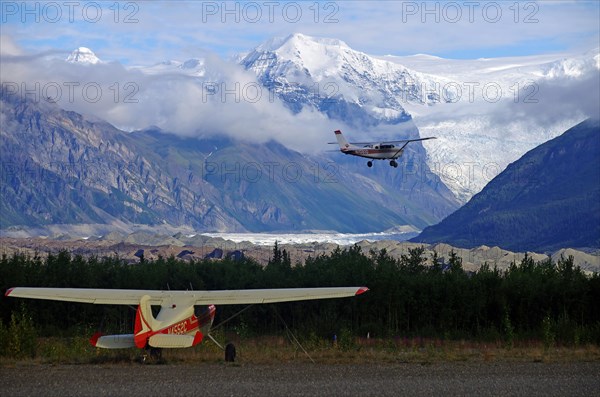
[149,332,203,348]
[90,333,135,349]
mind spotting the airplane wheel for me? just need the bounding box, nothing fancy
[390,160,398,168]
[225,342,236,362]
[140,347,163,364]
[150,347,162,360]
[367,161,373,168]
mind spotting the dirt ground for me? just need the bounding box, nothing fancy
[1,361,599,396]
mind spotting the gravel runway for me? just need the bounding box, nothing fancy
[1,361,599,396]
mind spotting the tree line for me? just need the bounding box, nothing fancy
[1,243,599,349]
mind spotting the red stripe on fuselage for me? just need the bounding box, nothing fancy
[159,315,200,336]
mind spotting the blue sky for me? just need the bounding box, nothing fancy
[1,1,599,64]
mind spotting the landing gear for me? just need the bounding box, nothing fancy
[367,161,373,168]
[225,342,236,362]
[140,347,163,364]
[390,160,398,168]
[150,347,162,361]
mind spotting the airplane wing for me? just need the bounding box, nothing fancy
[5,287,368,305]
[327,137,436,145]
[382,137,437,144]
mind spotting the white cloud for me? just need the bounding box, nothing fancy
[0,41,341,152]
[0,35,23,56]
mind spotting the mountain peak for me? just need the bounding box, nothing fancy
[246,33,363,81]
[286,33,349,48]
[66,47,101,64]
[241,32,446,125]
[255,33,349,54]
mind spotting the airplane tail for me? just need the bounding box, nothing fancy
[132,295,204,349]
[333,130,350,149]
[93,295,157,349]
[134,295,158,348]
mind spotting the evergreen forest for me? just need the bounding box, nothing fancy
[1,244,599,357]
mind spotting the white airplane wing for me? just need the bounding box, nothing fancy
[5,287,368,305]
[382,137,436,144]
[327,137,436,145]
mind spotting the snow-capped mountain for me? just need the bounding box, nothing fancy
[59,38,598,203]
[379,50,598,86]
[241,34,599,202]
[136,58,206,77]
[240,33,454,128]
[236,33,460,221]
[65,47,101,64]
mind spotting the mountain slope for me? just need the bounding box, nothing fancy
[0,92,158,226]
[129,128,458,231]
[412,119,600,252]
[0,89,458,233]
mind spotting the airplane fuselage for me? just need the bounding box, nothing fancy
[340,145,403,160]
[161,305,215,336]
[133,300,216,348]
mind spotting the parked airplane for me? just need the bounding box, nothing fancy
[329,129,436,168]
[5,286,368,360]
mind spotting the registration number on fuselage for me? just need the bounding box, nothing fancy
[167,321,188,335]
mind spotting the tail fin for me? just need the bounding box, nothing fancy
[134,295,158,348]
[334,130,350,149]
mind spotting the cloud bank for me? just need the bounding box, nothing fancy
[0,43,341,152]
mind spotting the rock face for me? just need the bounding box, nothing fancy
[0,89,459,232]
[0,90,241,230]
[413,119,600,252]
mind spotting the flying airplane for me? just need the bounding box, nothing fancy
[329,129,436,168]
[5,286,368,360]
